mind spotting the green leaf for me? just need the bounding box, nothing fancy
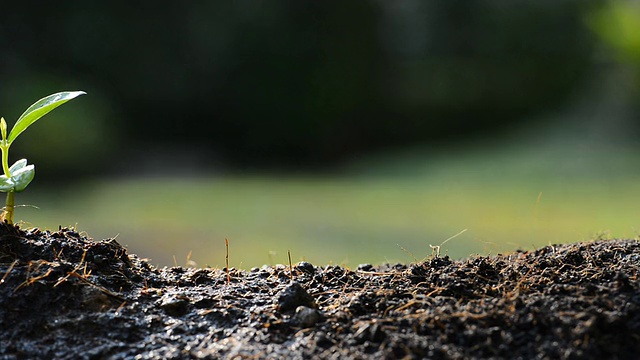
[8,158,28,173]
[7,91,86,145]
[0,160,35,192]
[11,163,35,192]
[0,117,7,142]
[0,175,13,192]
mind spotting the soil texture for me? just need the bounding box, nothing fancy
[0,223,639,359]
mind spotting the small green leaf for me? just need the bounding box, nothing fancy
[0,160,35,192]
[8,158,28,173]
[0,117,6,142]
[8,91,86,145]
[0,175,13,192]
[11,163,35,192]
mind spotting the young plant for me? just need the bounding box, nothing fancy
[0,91,86,224]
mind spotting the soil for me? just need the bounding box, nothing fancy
[0,223,639,359]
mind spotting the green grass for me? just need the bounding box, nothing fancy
[15,142,640,269]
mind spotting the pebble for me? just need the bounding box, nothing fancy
[295,261,315,274]
[277,282,316,312]
[159,294,189,316]
[294,306,321,328]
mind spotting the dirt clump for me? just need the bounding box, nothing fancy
[0,222,639,359]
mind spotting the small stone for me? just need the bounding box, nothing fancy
[357,264,373,272]
[159,294,189,317]
[296,261,315,274]
[294,306,321,328]
[277,282,316,312]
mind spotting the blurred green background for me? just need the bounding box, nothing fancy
[2,1,640,268]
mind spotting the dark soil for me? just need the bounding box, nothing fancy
[1,223,639,359]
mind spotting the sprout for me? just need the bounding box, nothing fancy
[0,91,86,224]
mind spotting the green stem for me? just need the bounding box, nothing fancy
[0,144,10,178]
[0,143,12,224]
[4,191,14,224]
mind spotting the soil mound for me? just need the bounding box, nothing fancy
[1,223,639,359]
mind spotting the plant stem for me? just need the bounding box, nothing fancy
[0,143,13,224]
[0,144,9,178]
[4,191,14,224]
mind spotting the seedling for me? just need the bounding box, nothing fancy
[0,91,86,224]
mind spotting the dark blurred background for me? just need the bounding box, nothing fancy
[1,1,640,267]
[2,0,631,175]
